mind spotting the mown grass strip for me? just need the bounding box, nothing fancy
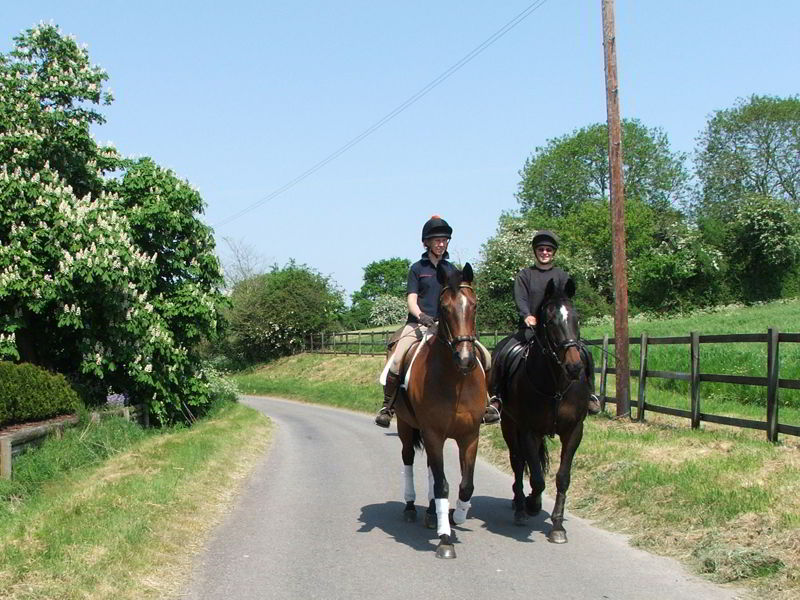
[0,401,271,600]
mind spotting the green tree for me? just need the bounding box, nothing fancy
[695,95,800,216]
[723,195,800,301]
[348,257,410,330]
[517,120,689,216]
[369,294,408,327]
[0,24,225,422]
[223,261,345,364]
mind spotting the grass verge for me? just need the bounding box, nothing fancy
[234,353,800,600]
[0,401,271,600]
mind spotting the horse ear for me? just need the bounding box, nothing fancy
[544,278,556,298]
[436,262,448,285]
[462,262,474,283]
[564,277,576,298]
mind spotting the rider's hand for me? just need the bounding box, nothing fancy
[524,315,537,328]
[418,313,435,327]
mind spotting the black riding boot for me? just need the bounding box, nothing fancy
[582,346,602,414]
[482,370,502,425]
[375,371,401,428]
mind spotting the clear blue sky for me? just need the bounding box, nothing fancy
[4,1,799,298]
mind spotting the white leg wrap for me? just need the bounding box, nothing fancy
[403,466,415,502]
[452,498,471,524]
[427,468,435,502]
[435,498,451,537]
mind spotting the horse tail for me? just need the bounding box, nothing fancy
[412,428,424,451]
[539,437,550,475]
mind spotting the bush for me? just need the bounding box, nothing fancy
[0,362,81,427]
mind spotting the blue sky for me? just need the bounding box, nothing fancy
[3,1,799,298]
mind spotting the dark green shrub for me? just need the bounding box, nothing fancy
[0,362,81,427]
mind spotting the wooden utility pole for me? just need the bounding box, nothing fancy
[601,0,631,418]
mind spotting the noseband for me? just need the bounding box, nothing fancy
[538,302,580,369]
[438,283,477,349]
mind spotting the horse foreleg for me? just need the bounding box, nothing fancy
[549,421,584,544]
[508,432,528,525]
[397,419,417,522]
[522,431,546,517]
[424,442,455,559]
[453,434,479,525]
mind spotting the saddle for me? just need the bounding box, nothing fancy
[494,338,528,395]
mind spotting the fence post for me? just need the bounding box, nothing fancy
[637,332,648,421]
[599,335,609,410]
[344,332,349,355]
[690,331,700,429]
[321,332,325,354]
[0,437,11,479]
[766,327,780,443]
[358,332,362,355]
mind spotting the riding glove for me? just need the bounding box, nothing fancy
[418,313,435,327]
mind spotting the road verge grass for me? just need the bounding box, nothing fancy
[235,353,800,599]
[0,401,271,600]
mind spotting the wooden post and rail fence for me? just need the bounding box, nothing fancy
[304,327,800,442]
[0,404,147,479]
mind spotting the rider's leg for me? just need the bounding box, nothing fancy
[477,340,501,424]
[375,370,401,427]
[581,344,602,414]
[375,324,421,428]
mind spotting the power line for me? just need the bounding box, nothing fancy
[214,0,550,228]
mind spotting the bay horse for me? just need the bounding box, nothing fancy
[392,262,487,559]
[494,277,589,543]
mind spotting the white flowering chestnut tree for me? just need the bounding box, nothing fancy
[0,24,225,423]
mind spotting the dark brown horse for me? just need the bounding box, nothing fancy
[493,277,589,543]
[392,262,486,559]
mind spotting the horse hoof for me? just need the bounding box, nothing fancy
[525,500,542,516]
[436,543,456,559]
[548,529,568,544]
[403,508,417,523]
[424,511,437,529]
[513,511,528,526]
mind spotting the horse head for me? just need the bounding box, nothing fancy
[436,262,478,374]
[538,277,583,381]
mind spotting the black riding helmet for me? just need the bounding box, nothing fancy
[421,215,453,241]
[531,229,560,249]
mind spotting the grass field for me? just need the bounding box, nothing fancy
[0,401,271,600]
[233,299,800,600]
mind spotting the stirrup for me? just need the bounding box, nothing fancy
[482,398,501,425]
[587,393,602,415]
[375,406,394,428]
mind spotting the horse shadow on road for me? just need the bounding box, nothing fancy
[468,494,555,543]
[357,495,555,553]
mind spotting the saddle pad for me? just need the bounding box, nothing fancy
[378,332,432,387]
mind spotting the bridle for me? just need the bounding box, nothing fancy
[437,283,477,350]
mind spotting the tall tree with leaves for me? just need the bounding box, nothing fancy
[517,120,689,216]
[695,95,800,215]
[0,24,225,422]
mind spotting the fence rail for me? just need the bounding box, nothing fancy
[0,404,147,479]
[306,328,799,442]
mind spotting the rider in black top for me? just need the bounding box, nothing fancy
[488,230,601,415]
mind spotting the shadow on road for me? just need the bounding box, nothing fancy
[468,495,554,543]
[357,501,450,553]
[357,494,560,553]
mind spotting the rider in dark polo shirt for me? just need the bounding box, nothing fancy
[375,216,499,427]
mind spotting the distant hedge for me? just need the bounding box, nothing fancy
[0,362,81,428]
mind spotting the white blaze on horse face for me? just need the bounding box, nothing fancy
[559,305,570,324]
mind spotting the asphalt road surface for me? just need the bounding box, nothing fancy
[183,396,746,600]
